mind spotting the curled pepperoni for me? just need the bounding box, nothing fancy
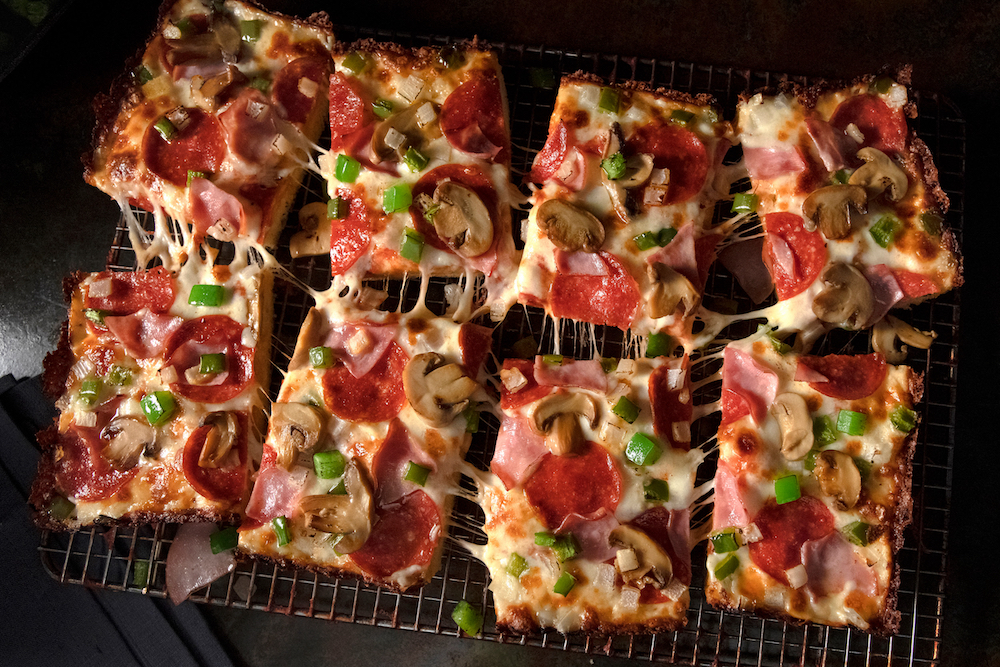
[329,72,369,149]
[523,440,622,530]
[625,123,709,204]
[649,356,693,451]
[163,315,255,403]
[797,353,887,400]
[630,506,691,586]
[84,267,176,315]
[747,497,835,585]
[499,358,552,410]
[549,252,640,330]
[830,94,908,156]
[439,69,508,163]
[330,191,372,275]
[892,269,940,299]
[272,56,330,124]
[529,121,569,183]
[54,423,136,502]
[142,108,226,187]
[459,322,493,377]
[322,342,407,422]
[762,212,827,300]
[350,490,440,579]
[410,164,499,255]
[181,411,249,502]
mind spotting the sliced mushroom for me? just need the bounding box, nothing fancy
[190,65,242,112]
[527,392,598,456]
[290,202,332,258]
[536,199,606,253]
[618,154,655,188]
[210,12,242,63]
[848,147,909,202]
[872,315,937,363]
[812,262,874,330]
[770,393,813,461]
[646,262,700,319]
[371,104,441,163]
[427,181,494,257]
[101,417,156,471]
[404,352,479,426]
[198,411,239,469]
[601,124,631,225]
[802,184,867,240]
[270,402,326,471]
[813,450,861,510]
[608,525,673,589]
[300,461,374,553]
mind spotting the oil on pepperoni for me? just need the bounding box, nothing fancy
[625,123,708,204]
[549,252,639,330]
[762,212,827,300]
[163,315,255,403]
[329,72,369,149]
[439,69,508,164]
[529,121,569,183]
[798,353,887,400]
[322,342,407,422]
[747,497,835,585]
[272,56,330,124]
[84,267,176,315]
[350,490,440,579]
[54,426,137,502]
[499,358,552,410]
[143,108,226,187]
[410,164,499,255]
[523,440,622,530]
[330,191,372,275]
[181,411,249,502]
[830,94,908,156]
[459,322,493,377]
[649,356,693,451]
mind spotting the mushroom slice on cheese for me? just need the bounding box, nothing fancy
[536,199,606,253]
[609,525,673,589]
[646,262,700,319]
[404,352,479,426]
[290,202,332,258]
[848,147,909,202]
[802,184,867,240]
[812,262,874,330]
[300,461,374,553]
[101,417,155,471]
[528,391,599,456]
[198,411,239,469]
[270,402,326,471]
[427,181,494,257]
[814,449,862,510]
[771,392,814,461]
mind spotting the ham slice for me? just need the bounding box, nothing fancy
[166,522,235,604]
[721,346,778,424]
[372,420,436,507]
[218,88,281,166]
[491,413,548,490]
[104,309,183,359]
[323,323,396,379]
[647,223,698,285]
[555,249,609,276]
[802,532,878,598]
[805,118,850,172]
[864,264,905,327]
[560,512,619,563]
[533,357,609,393]
[744,145,807,180]
[767,233,799,282]
[245,464,306,523]
[188,177,246,235]
[712,462,750,531]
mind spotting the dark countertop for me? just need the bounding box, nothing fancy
[2,2,999,666]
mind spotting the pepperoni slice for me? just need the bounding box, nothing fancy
[762,212,827,300]
[748,497,835,585]
[499,358,552,410]
[322,342,407,422]
[830,94,908,156]
[630,506,691,586]
[410,164,499,255]
[54,424,137,502]
[163,315,255,403]
[625,123,709,204]
[142,108,226,187]
[329,72,369,149]
[330,190,372,275]
[550,252,639,330]
[797,353,887,400]
[439,69,508,164]
[350,490,440,579]
[84,267,176,315]
[523,440,622,530]
[272,56,330,124]
[649,356,693,451]
[459,323,493,377]
[181,411,249,502]
[892,269,939,299]
[529,121,569,183]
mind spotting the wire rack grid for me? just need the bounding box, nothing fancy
[38,28,963,667]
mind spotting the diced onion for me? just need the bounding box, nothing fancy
[398,74,424,103]
[599,420,623,443]
[608,381,629,404]
[55,393,72,412]
[846,123,865,144]
[663,578,686,601]
[415,102,436,128]
[246,99,267,120]
[616,548,639,573]
[347,328,371,355]
[577,85,599,110]
[666,367,684,390]
[644,185,669,206]
[490,299,507,322]
[595,562,616,592]
[554,150,579,182]
[71,358,95,380]
[241,326,256,348]
[271,133,293,156]
[208,220,237,242]
[623,103,645,123]
[617,586,640,613]
[885,84,907,110]
[740,522,763,544]
[500,368,527,393]
[678,388,690,405]
[89,277,113,298]
[163,24,181,39]
[119,398,143,418]
[76,410,97,427]
[785,564,808,589]
[444,283,462,309]
[764,585,785,608]
[672,421,691,443]
[616,359,637,377]
[650,168,670,185]
[297,77,318,98]
[159,365,178,384]
[166,106,190,130]
[384,127,406,151]
[143,75,172,100]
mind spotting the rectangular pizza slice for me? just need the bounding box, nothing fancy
[516,74,731,345]
[482,353,704,634]
[236,300,493,591]
[31,256,273,529]
[734,70,962,337]
[316,41,519,318]
[85,0,335,248]
[705,330,921,634]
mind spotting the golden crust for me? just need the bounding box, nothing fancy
[562,70,718,110]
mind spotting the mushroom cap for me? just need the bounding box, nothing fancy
[100,416,155,471]
[270,402,326,471]
[198,411,239,469]
[848,147,909,202]
[771,392,814,461]
[608,525,673,589]
[528,391,599,456]
[813,449,862,510]
[872,315,937,364]
[811,262,875,330]
[801,184,867,240]
[403,352,479,426]
[430,181,494,257]
[290,202,332,258]
[536,199,606,253]
[300,461,374,553]
[646,262,700,319]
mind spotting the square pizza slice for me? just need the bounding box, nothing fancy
[31,257,273,529]
[734,70,962,338]
[236,301,493,591]
[85,0,334,248]
[516,74,731,345]
[705,330,921,634]
[482,352,704,634]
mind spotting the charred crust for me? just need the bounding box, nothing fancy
[495,602,687,636]
[236,550,429,593]
[42,321,73,400]
[740,65,914,111]
[332,38,495,71]
[562,70,717,110]
[909,134,950,214]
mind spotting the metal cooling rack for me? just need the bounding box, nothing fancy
[38,29,963,667]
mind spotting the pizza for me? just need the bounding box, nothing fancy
[84,0,335,248]
[236,299,493,590]
[516,74,731,345]
[30,254,272,530]
[705,329,921,634]
[310,40,519,320]
[733,70,962,341]
[481,352,703,634]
